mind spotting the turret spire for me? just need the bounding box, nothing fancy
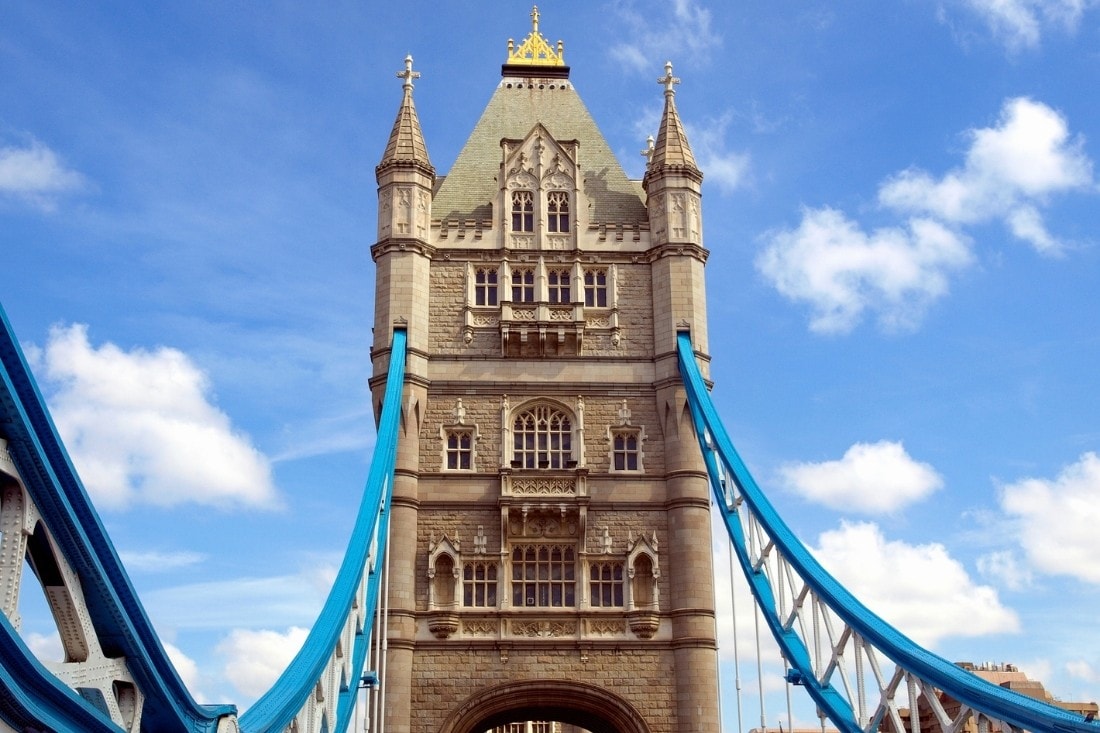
[378,55,433,175]
[645,61,700,179]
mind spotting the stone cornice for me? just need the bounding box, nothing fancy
[370,238,437,260]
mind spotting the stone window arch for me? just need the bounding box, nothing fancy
[511,402,573,469]
[511,190,534,232]
[427,536,461,611]
[546,191,569,233]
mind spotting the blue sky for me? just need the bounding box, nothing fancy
[2,0,1099,726]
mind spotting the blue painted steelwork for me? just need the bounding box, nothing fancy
[0,303,237,732]
[676,330,1096,733]
[239,328,407,733]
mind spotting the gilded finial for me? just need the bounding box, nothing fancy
[397,54,420,89]
[506,6,565,66]
[658,60,680,96]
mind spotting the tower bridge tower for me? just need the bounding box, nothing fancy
[370,10,717,732]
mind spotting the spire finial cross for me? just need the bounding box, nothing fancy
[397,54,420,90]
[658,60,680,96]
[531,5,540,32]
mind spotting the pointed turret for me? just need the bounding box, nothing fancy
[376,55,434,244]
[643,61,701,185]
[377,55,434,177]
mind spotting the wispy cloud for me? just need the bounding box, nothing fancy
[758,97,1095,333]
[778,440,944,513]
[0,137,85,210]
[118,549,208,573]
[33,323,280,511]
[946,0,1097,50]
[608,0,722,73]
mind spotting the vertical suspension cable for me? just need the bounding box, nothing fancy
[784,653,794,733]
[754,601,766,732]
[371,514,386,732]
[728,538,744,733]
[378,489,394,733]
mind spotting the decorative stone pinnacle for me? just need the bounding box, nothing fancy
[397,54,420,89]
[658,60,680,96]
[531,5,540,32]
[641,135,655,162]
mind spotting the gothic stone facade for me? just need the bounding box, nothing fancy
[370,22,717,733]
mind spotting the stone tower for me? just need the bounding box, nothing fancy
[370,9,717,733]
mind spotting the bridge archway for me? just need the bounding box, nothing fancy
[439,679,652,733]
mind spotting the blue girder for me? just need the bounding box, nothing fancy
[676,330,1095,733]
[239,327,406,733]
[0,303,236,732]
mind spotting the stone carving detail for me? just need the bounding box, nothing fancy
[546,235,570,250]
[586,316,610,328]
[511,477,576,495]
[511,234,535,249]
[588,619,626,636]
[511,308,536,321]
[512,620,577,638]
[548,308,573,322]
[472,314,498,327]
[427,612,459,639]
[461,619,497,636]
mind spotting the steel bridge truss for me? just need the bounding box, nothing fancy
[676,330,1094,733]
[0,303,407,733]
[2,303,1094,733]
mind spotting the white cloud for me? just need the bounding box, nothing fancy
[999,452,1100,583]
[760,97,1095,332]
[879,97,1094,255]
[757,208,972,333]
[608,0,721,72]
[976,549,1034,591]
[163,641,202,696]
[778,440,943,513]
[953,0,1095,50]
[0,138,85,209]
[218,626,309,700]
[812,521,1019,647]
[37,323,279,510]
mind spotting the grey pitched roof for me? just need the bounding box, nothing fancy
[432,81,647,225]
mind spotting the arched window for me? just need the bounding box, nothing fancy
[547,191,569,233]
[511,191,534,232]
[584,269,608,307]
[512,544,576,607]
[513,405,572,469]
[547,268,571,304]
[511,268,535,302]
[589,561,624,607]
[475,268,498,306]
[463,561,498,607]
